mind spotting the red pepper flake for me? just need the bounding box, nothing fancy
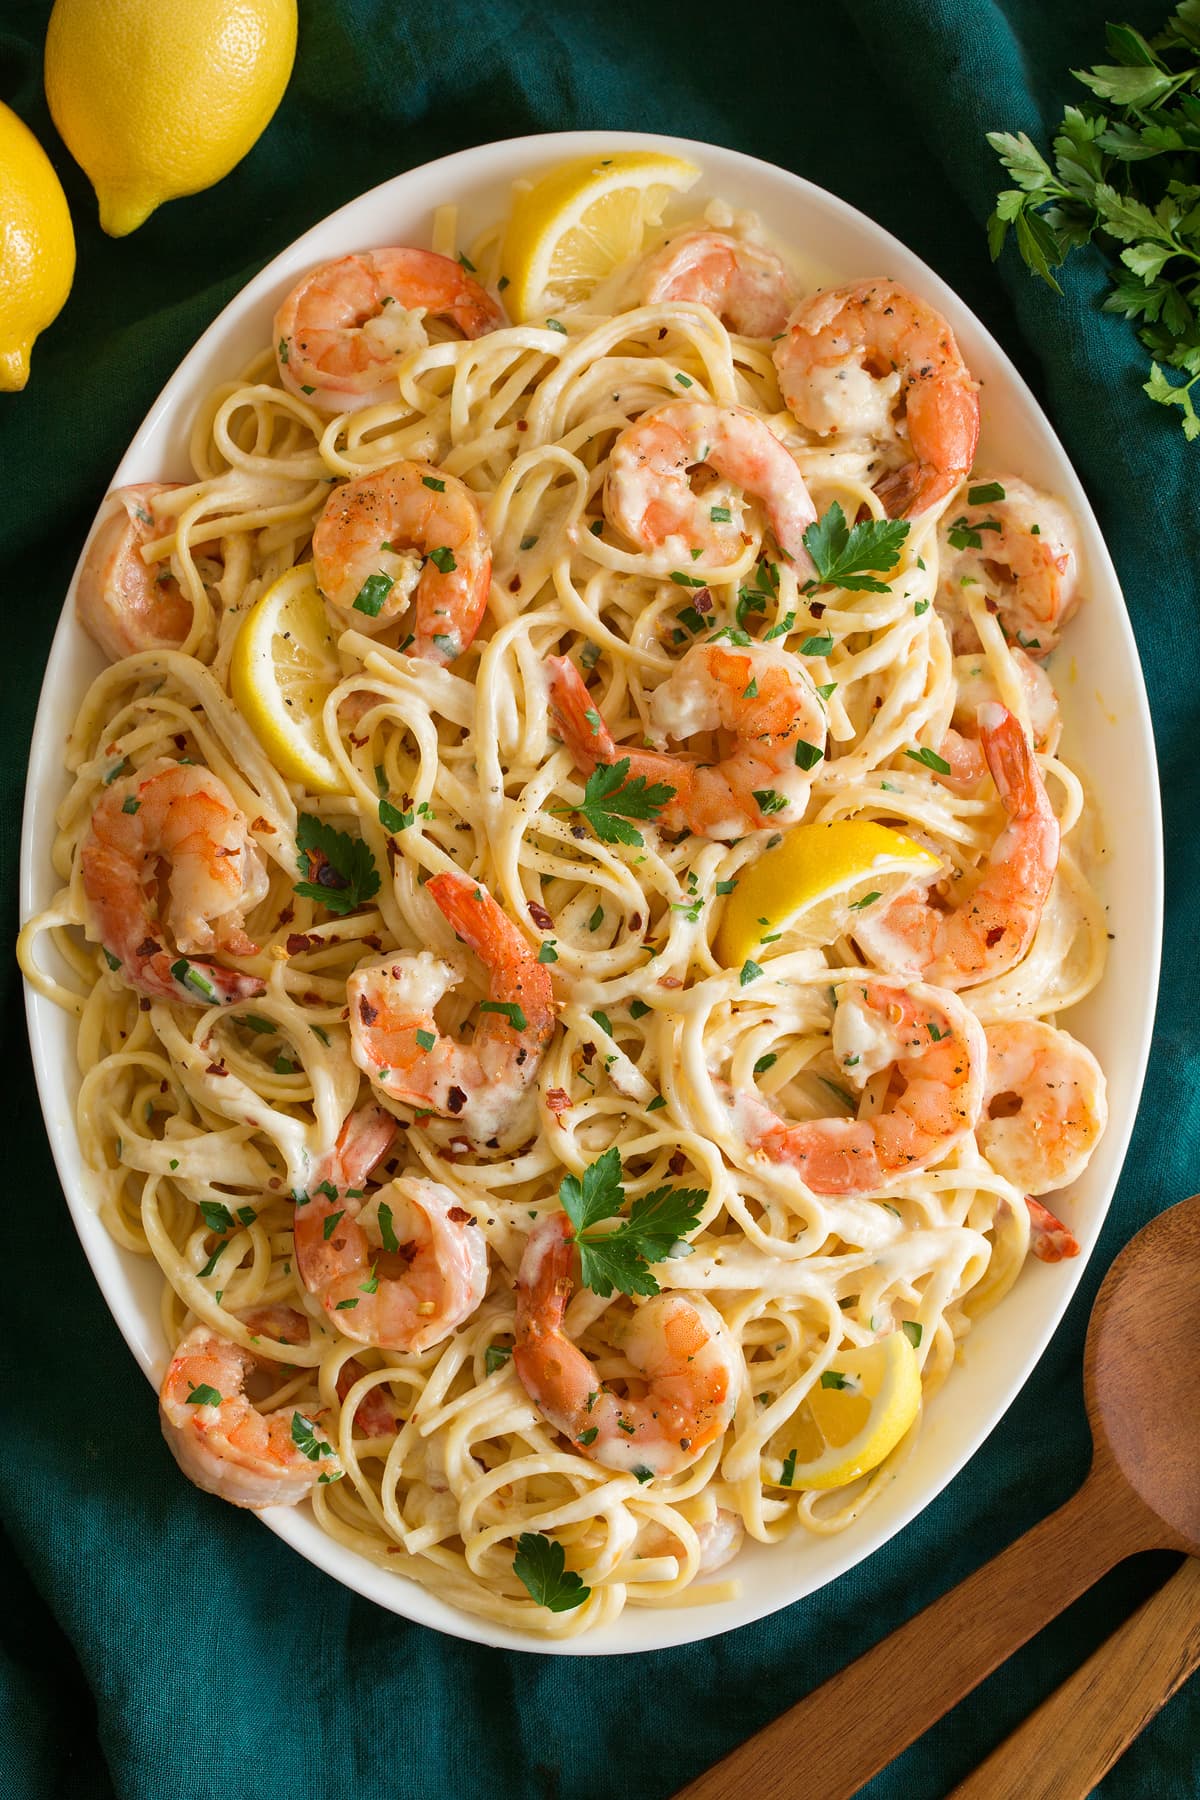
[252,816,276,834]
[527,901,554,930]
[668,1150,687,1176]
[509,576,522,594]
[984,926,1005,948]
[286,932,320,955]
[628,912,642,931]
[349,731,369,748]
[516,419,528,432]
[546,1088,572,1114]
[693,589,713,614]
[447,1206,474,1225]
[358,995,379,1026]
[205,1062,228,1078]
[657,975,683,989]
[276,904,295,929]
[302,991,323,1007]
[363,935,383,951]
[809,601,826,619]
[580,1043,596,1066]
[173,734,187,751]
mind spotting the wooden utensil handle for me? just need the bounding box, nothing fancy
[673,1468,1153,1800]
[946,1555,1200,1800]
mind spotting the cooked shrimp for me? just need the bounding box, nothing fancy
[604,400,817,568]
[228,1303,396,1436]
[547,642,827,839]
[347,871,556,1144]
[159,1310,343,1510]
[80,758,268,1004]
[76,484,193,663]
[938,648,1060,791]
[1025,1196,1081,1263]
[729,979,987,1196]
[514,1211,742,1478]
[853,705,1059,988]
[311,459,491,662]
[937,474,1081,658]
[296,1171,489,1353]
[774,280,980,517]
[978,1019,1107,1197]
[274,248,504,414]
[635,230,796,336]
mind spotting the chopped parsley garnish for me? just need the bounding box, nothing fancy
[121,796,141,815]
[914,598,930,616]
[710,504,732,523]
[545,318,568,334]
[947,516,1002,552]
[904,745,953,776]
[645,1095,666,1112]
[485,1343,512,1376]
[802,503,910,593]
[352,571,394,617]
[519,534,538,551]
[479,1001,528,1031]
[322,1210,346,1241]
[794,738,824,771]
[715,879,737,896]
[427,545,457,574]
[558,1145,705,1299]
[820,1369,850,1390]
[555,757,675,848]
[675,371,693,387]
[291,1413,336,1461]
[902,1320,924,1347]
[800,632,834,656]
[847,890,882,911]
[669,570,708,588]
[422,475,446,492]
[591,1010,614,1037]
[779,1447,798,1487]
[753,1052,777,1075]
[753,789,788,816]
[237,1013,276,1035]
[968,481,1006,506]
[273,1054,298,1075]
[739,959,763,986]
[294,814,381,916]
[199,1201,235,1234]
[377,1201,399,1254]
[537,940,558,963]
[102,948,122,972]
[628,998,652,1019]
[186,1383,222,1407]
[415,1028,436,1052]
[513,1532,590,1612]
[169,959,217,1003]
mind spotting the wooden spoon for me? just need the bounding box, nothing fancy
[672,1195,1200,1800]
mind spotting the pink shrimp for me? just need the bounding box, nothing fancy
[311,459,491,662]
[773,280,980,518]
[159,1306,343,1510]
[347,871,556,1144]
[547,642,826,839]
[603,400,817,568]
[273,248,505,413]
[635,229,797,336]
[80,758,268,1004]
[514,1211,742,1478]
[937,474,1081,659]
[852,705,1060,989]
[729,979,987,1196]
[936,649,1060,792]
[979,1019,1107,1198]
[75,484,194,663]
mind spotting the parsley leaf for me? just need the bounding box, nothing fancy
[559,758,675,847]
[294,814,381,916]
[802,503,910,593]
[513,1532,590,1612]
[558,1148,705,1299]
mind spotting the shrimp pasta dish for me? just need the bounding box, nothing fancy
[19,152,1111,1638]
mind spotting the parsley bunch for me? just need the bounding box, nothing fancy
[988,3,1200,438]
[559,1146,705,1298]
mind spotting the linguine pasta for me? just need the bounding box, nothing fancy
[18,184,1107,1637]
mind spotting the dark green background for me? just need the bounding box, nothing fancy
[2,2,1196,1796]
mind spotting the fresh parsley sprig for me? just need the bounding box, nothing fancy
[987,5,1200,439]
[801,504,910,594]
[294,814,381,916]
[513,1532,590,1612]
[558,1145,705,1299]
[554,758,676,847]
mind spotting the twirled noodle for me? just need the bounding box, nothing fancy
[18,189,1108,1637]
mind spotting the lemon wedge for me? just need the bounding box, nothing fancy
[230,565,343,793]
[769,1331,922,1491]
[499,150,701,323]
[715,820,941,967]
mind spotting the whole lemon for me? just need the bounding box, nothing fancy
[45,0,298,237]
[0,101,75,390]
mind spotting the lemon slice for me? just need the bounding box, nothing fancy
[715,820,941,967]
[230,565,343,793]
[499,150,701,323]
[768,1331,922,1491]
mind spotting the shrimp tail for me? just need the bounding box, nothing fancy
[1026,1196,1080,1262]
[546,655,619,770]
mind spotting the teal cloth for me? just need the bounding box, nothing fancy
[2,0,1196,1794]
